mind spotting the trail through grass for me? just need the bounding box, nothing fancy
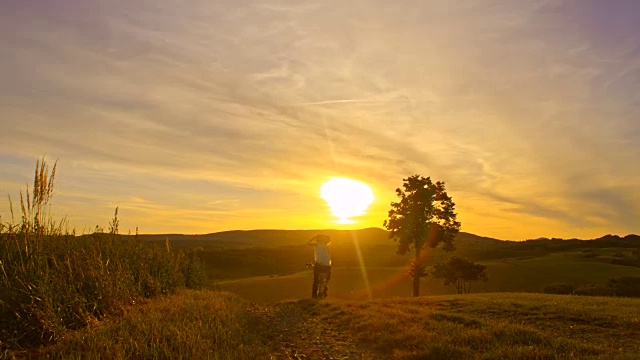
[249,300,375,359]
[19,291,640,359]
[270,293,640,359]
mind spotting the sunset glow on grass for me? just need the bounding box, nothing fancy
[320,178,374,224]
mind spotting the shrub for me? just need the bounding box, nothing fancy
[573,283,615,297]
[429,256,488,294]
[182,249,207,289]
[610,257,640,268]
[542,283,574,295]
[607,276,640,297]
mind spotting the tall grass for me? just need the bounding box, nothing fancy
[0,158,206,352]
[33,291,269,360]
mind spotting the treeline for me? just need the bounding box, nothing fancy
[0,159,206,352]
[543,276,640,298]
[463,235,640,263]
[522,234,640,249]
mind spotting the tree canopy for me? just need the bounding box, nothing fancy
[383,175,460,296]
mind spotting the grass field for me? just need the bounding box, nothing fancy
[307,292,640,359]
[215,251,640,303]
[26,291,269,360]
[183,230,640,283]
[25,290,640,359]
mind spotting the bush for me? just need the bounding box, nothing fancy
[610,257,640,268]
[573,283,615,297]
[542,283,574,295]
[182,249,207,289]
[607,276,640,297]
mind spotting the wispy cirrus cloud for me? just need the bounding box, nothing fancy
[1,0,639,238]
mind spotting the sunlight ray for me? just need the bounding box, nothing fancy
[350,230,372,300]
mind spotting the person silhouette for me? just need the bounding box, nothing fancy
[307,234,332,298]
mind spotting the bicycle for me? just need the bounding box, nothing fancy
[306,263,329,299]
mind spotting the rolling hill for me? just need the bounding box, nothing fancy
[175,229,640,302]
[137,229,640,283]
[140,228,639,252]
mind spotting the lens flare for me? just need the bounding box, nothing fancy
[320,178,374,223]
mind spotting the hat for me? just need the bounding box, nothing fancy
[316,234,331,244]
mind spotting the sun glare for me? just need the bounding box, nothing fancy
[320,178,374,224]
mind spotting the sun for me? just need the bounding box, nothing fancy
[320,178,375,224]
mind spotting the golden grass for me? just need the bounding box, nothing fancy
[29,290,268,360]
[6,275,640,359]
[1,158,206,352]
[305,293,640,359]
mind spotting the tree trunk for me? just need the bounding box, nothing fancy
[413,247,421,297]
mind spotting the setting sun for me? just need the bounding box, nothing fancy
[320,178,374,224]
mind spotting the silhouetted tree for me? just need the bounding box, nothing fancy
[431,256,488,294]
[383,175,460,297]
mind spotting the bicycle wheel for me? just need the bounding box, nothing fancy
[318,274,328,299]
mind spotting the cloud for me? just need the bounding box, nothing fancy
[1,0,639,237]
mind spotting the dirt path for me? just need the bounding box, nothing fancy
[249,300,379,360]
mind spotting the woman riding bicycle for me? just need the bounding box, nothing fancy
[307,234,332,298]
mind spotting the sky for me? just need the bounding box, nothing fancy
[1,0,639,240]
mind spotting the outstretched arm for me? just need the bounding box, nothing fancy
[307,235,318,245]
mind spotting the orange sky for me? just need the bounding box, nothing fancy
[1,1,640,240]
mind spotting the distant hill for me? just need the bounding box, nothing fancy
[133,228,640,281]
[138,228,639,251]
[139,228,387,248]
[139,228,507,249]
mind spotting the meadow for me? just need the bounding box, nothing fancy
[191,227,640,302]
[297,292,640,359]
[30,291,269,360]
[24,291,640,359]
[213,250,640,303]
